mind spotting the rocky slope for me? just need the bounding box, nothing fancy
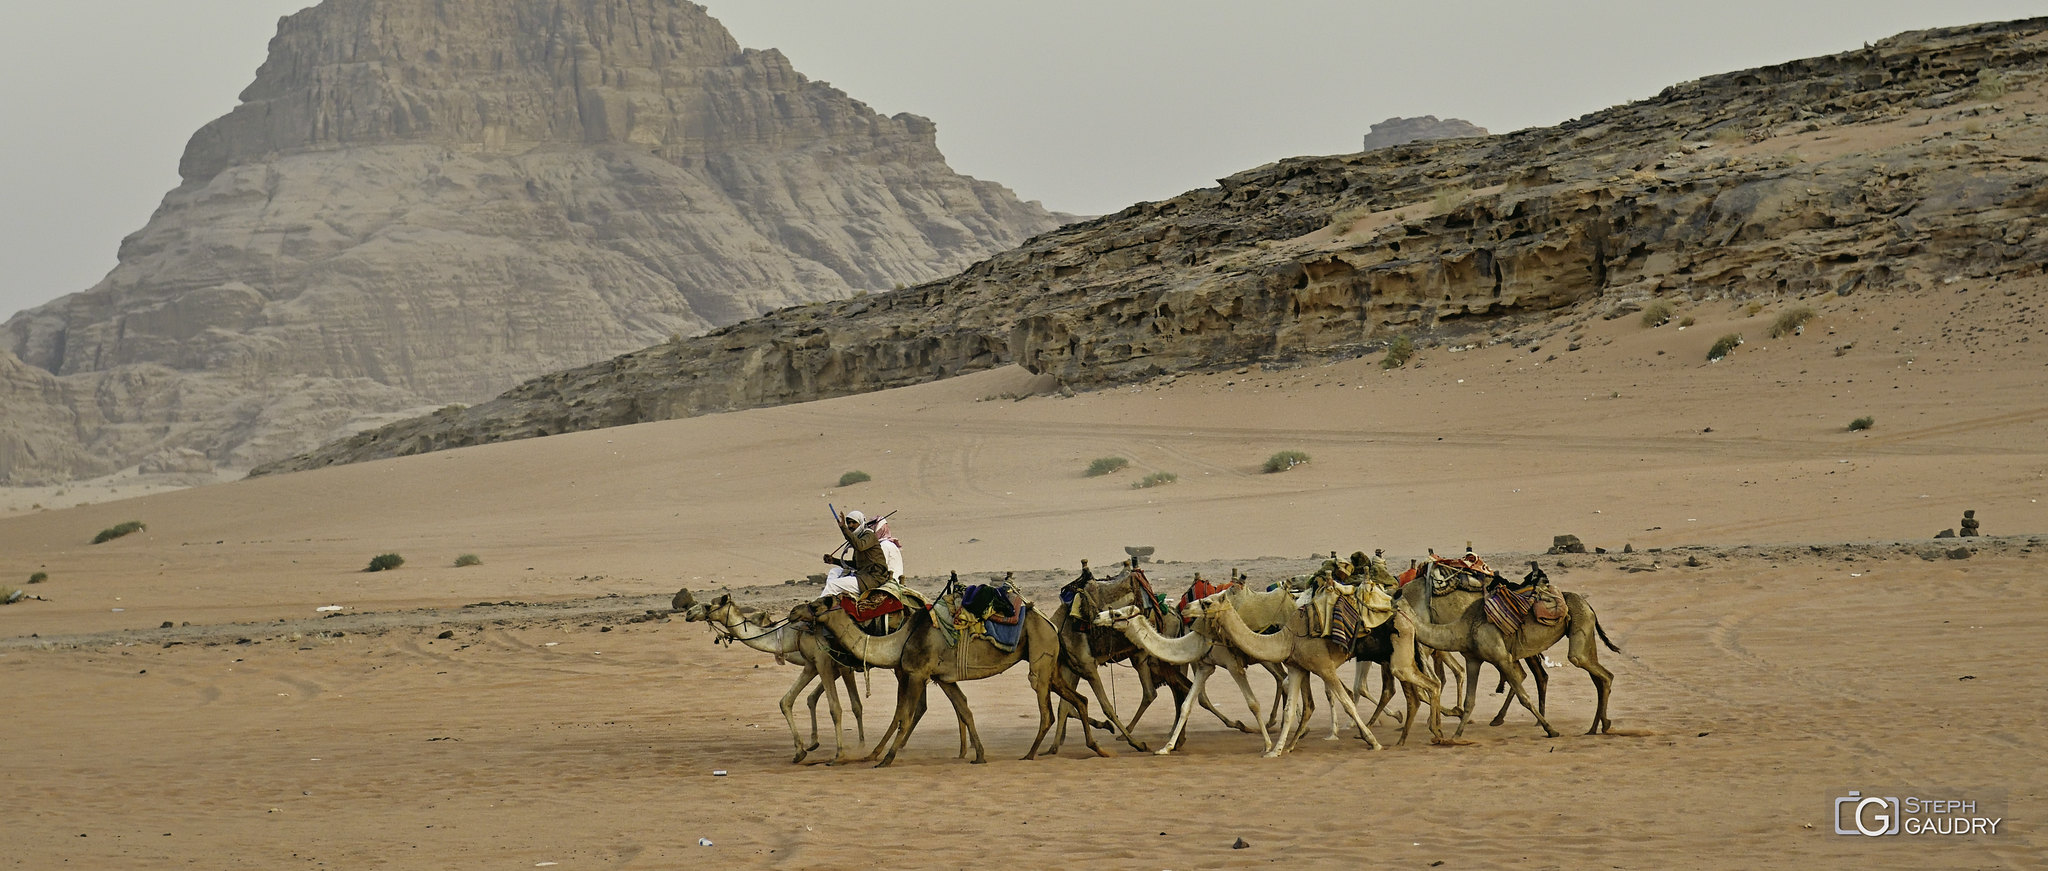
[1360,115,1489,150]
[0,0,1063,484]
[261,17,2048,475]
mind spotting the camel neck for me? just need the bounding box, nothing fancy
[1114,614,1211,665]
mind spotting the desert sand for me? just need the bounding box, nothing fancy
[3,276,2045,868]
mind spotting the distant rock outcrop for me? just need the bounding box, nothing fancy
[1361,115,1488,150]
[0,0,1064,484]
[256,18,2048,475]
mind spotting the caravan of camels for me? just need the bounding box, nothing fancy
[671,508,1619,767]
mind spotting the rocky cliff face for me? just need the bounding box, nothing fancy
[258,18,2048,476]
[1360,115,1489,150]
[0,0,1063,484]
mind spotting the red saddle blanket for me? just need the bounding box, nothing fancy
[840,591,908,622]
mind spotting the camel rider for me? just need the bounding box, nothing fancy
[823,509,903,597]
[1058,559,1095,604]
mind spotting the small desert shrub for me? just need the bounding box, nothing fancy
[365,553,406,572]
[1974,69,2007,101]
[1263,451,1312,473]
[1085,456,1129,477]
[1430,187,1467,215]
[1380,335,1415,369]
[1327,204,1375,236]
[1706,333,1744,362]
[1710,126,1746,144]
[93,521,147,544]
[1640,300,1674,328]
[1132,471,1178,489]
[28,571,47,584]
[1,586,20,605]
[837,470,872,487]
[1743,300,1765,316]
[1848,416,1875,432]
[1678,315,1696,328]
[454,554,482,567]
[1769,306,1815,338]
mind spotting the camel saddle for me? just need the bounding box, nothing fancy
[1298,578,1394,649]
[934,581,1027,652]
[838,580,930,626]
[1481,582,1566,638]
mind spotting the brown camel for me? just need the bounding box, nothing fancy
[796,594,1107,766]
[1047,564,1193,752]
[674,589,871,764]
[1093,603,1279,754]
[1189,587,1446,755]
[1394,577,1618,739]
[1393,573,1552,727]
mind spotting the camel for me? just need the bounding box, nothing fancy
[796,594,1107,766]
[1189,587,1446,755]
[673,588,864,764]
[1046,565,1193,752]
[1394,576,1618,739]
[1092,604,1278,755]
[1393,570,1551,727]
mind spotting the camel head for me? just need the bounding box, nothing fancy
[1092,604,1143,627]
[788,597,829,622]
[671,587,698,612]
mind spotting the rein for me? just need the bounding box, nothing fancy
[709,614,794,646]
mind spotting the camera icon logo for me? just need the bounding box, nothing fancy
[1835,791,1902,836]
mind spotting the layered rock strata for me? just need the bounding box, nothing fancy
[0,0,1063,483]
[1361,115,1489,150]
[261,17,2048,474]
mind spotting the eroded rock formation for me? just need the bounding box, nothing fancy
[262,19,2048,475]
[1361,115,1489,150]
[0,0,1063,484]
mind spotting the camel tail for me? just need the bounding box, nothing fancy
[1594,615,1621,653]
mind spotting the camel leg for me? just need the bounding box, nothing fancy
[1216,659,1272,753]
[1079,662,1150,753]
[1496,656,1560,738]
[1567,620,1616,735]
[1195,666,1253,734]
[862,671,919,763]
[1027,658,1108,760]
[1268,666,1310,757]
[1262,661,1288,731]
[1435,649,1469,717]
[934,681,985,763]
[1450,652,1490,738]
[872,678,924,768]
[1158,662,1209,754]
[780,664,819,764]
[1386,625,1445,746]
[838,671,865,744]
[1489,656,1549,726]
[1317,662,1381,750]
[1366,661,1403,726]
[814,664,853,765]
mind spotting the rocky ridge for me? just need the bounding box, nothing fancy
[0,0,1064,484]
[1360,115,1489,150]
[261,18,2048,475]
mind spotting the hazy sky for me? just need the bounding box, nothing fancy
[2,1,2041,320]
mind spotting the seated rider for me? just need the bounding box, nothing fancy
[821,509,903,598]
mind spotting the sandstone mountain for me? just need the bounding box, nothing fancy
[1360,115,1489,150]
[0,0,1065,485]
[259,18,2048,476]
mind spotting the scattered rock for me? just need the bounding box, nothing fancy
[1948,547,1972,560]
[1232,837,1251,850]
[1548,535,1588,555]
[1935,529,1956,538]
[436,630,455,639]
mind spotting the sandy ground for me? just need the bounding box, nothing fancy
[4,257,2048,864]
